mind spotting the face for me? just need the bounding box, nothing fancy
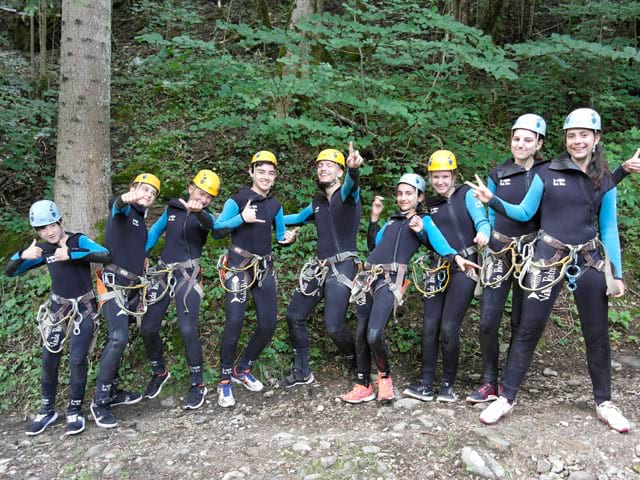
[132,183,158,208]
[511,128,542,163]
[429,170,454,196]
[188,184,214,208]
[249,162,277,195]
[316,160,343,187]
[565,128,600,162]
[35,221,64,244]
[396,183,423,212]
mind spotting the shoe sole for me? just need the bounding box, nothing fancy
[466,395,497,404]
[90,405,117,429]
[144,372,172,400]
[25,412,58,436]
[184,387,208,410]
[111,395,144,407]
[340,393,376,404]
[231,376,263,392]
[402,389,433,402]
[436,396,458,403]
[284,373,315,388]
[479,403,515,425]
[597,416,630,433]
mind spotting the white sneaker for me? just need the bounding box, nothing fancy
[596,401,630,433]
[217,382,236,408]
[479,396,514,425]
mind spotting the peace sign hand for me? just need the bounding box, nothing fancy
[465,174,493,204]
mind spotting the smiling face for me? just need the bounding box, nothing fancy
[188,184,214,208]
[131,182,159,208]
[511,128,543,164]
[429,170,454,197]
[316,160,343,188]
[396,183,423,213]
[565,128,600,163]
[249,162,277,196]
[35,221,65,244]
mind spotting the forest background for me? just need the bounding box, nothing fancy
[0,0,639,415]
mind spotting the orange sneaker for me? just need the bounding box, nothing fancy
[377,374,394,402]
[340,384,375,404]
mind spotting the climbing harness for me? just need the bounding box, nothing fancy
[350,262,409,312]
[97,264,150,322]
[147,258,202,313]
[297,251,360,296]
[480,231,536,288]
[217,244,273,302]
[412,253,451,298]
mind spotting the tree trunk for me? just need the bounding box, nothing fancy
[476,0,504,38]
[253,0,272,29]
[38,1,47,85]
[30,13,35,79]
[54,0,111,236]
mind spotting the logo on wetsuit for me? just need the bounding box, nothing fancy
[552,178,566,187]
[499,179,511,186]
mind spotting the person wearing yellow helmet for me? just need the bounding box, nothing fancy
[214,150,298,408]
[91,172,160,429]
[140,169,223,409]
[402,150,490,404]
[281,142,363,388]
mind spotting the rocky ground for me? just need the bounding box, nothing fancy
[1,349,639,480]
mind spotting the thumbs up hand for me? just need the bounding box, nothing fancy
[53,235,70,262]
[21,239,43,260]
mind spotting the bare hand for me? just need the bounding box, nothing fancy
[607,279,625,298]
[409,214,424,233]
[280,227,300,245]
[121,189,147,205]
[474,232,489,247]
[241,200,265,223]
[179,197,205,213]
[346,141,364,169]
[21,239,43,260]
[622,148,640,174]
[53,235,70,262]
[454,255,480,274]
[371,196,384,222]
[465,174,493,204]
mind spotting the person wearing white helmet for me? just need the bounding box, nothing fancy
[6,200,110,436]
[340,173,479,404]
[467,107,631,433]
[466,114,548,404]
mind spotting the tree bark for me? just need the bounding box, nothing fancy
[54,0,111,236]
[38,1,46,80]
[476,0,504,38]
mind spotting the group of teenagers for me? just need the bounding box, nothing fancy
[7,107,640,438]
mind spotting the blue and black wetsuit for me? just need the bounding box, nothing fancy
[142,198,220,387]
[420,185,490,388]
[6,233,109,414]
[478,158,547,387]
[217,186,288,381]
[283,168,361,376]
[94,197,150,406]
[353,212,456,385]
[488,154,622,404]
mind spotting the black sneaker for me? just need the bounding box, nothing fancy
[25,410,58,436]
[466,382,498,404]
[110,389,143,407]
[144,371,172,399]
[64,412,86,436]
[90,401,117,428]
[402,382,434,402]
[281,370,315,388]
[184,385,207,410]
[436,382,458,402]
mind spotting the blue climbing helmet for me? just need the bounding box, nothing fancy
[512,113,546,137]
[397,173,426,194]
[563,108,601,131]
[29,200,62,228]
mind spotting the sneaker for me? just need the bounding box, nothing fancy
[64,413,86,436]
[184,385,208,410]
[377,374,394,402]
[217,382,236,408]
[437,382,458,402]
[479,396,515,425]
[144,371,172,399]
[340,384,376,404]
[466,382,498,404]
[231,368,264,392]
[90,401,117,428]
[281,370,315,388]
[596,401,630,433]
[25,410,58,436]
[402,382,434,402]
[110,389,143,407]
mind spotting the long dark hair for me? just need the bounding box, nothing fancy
[586,143,610,190]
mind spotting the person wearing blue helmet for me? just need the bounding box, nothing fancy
[6,200,110,436]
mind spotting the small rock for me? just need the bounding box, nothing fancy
[194,416,207,425]
[377,461,389,472]
[393,398,422,410]
[537,459,552,474]
[615,355,640,369]
[542,368,558,377]
[362,445,381,455]
[292,442,312,455]
[85,445,102,459]
[317,405,324,412]
[392,422,407,432]
[320,456,337,468]
[103,462,122,476]
[460,447,494,479]
[18,440,31,448]
[567,472,597,480]
[610,360,622,370]
[434,408,455,418]
[272,432,294,442]
[635,444,640,457]
[263,390,274,398]
[221,471,245,480]
[549,456,564,474]
[567,377,582,387]
[318,441,331,450]
[160,396,177,408]
[415,416,434,429]
[303,475,322,480]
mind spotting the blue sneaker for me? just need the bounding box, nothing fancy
[184,385,207,410]
[25,410,58,436]
[64,412,86,436]
[90,401,117,428]
[231,368,264,392]
[110,389,143,407]
[217,382,236,408]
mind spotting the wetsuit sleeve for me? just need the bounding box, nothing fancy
[465,189,491,237]
[146,208,168,253]
[611,165,629,186]
[274,207,289,244]
[5,250,45,277]
[71,235,111,263]
[340,168,360,203]
[112,195,132,217]
[487,174,544,222]
[487,177,497,228]
[367,221,381,251]
[213,199,244,230]
[195,210,214,231]
[283,203,314,226]
[599,188,622,279]
[422,216,457,257]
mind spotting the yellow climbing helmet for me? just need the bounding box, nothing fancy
[192,169,220,196]
[250,150,278,166]
[133,173,161,192]
[427,150,457,171]
[316,149,346,168]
